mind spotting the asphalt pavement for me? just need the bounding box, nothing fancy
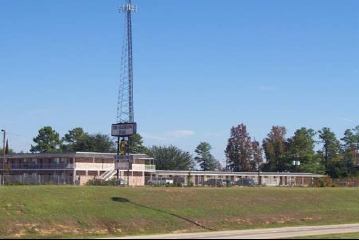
[106,223,359,239]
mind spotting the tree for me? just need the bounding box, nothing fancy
[61,128,116,153]
[30,126,62,153]
[194,142,216,171]
[262,126,287,172]
[341,126,359,151]
[128,134,147,154]
[225,123,254,172]
[145,145,194,170]
[87,133,116,153]
[318,127,342,177]
[61,127,86,152]
[340,126,359,176]
[287,127,319,173]
[252,139,263,171]
[73,133,116,153]
[0,139,14,154]
[216,161,223,171]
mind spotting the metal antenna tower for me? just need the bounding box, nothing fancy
[117,0,137,123]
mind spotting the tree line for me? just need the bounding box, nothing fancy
[225,123,359,178]
[7,124,359,178]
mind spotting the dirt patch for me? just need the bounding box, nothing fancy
[5,222,110,238]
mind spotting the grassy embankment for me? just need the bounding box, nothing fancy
[0,186,359,239]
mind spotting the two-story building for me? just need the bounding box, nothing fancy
[1,152,155,185]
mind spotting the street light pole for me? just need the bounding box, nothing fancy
[1,129,5,185]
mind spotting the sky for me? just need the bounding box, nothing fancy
[1,0,358,165]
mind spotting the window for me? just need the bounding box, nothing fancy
[61,158,68,163]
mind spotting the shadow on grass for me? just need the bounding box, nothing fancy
[111,197,213,231]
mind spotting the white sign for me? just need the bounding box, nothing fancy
[115,161,129,170]
[111,122,137,137]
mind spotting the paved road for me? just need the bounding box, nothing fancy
[110,223,359,239]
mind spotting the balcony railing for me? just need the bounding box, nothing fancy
[132,164,156,171]
[0,163,75,170]
[114,163,156,172]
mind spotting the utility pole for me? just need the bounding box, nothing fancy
[1,129,5,185]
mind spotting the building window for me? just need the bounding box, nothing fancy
[54,158,60,164]
[61,158,68,163]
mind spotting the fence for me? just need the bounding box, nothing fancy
[0,174,75,185]
[332,178,359,187]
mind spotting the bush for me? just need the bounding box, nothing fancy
[86,178,117,186]
[315,176,333,187]
[173,179,183,187]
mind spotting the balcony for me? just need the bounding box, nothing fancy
[1,163,75,170]
[114,163,156,172]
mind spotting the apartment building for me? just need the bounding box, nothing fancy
[1,152,155,185]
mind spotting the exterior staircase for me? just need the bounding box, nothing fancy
[99,169,117,181]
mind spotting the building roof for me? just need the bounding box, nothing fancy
[155,170,324,178]
[5,152,152,159]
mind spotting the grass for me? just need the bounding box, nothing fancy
[1,186,359,238]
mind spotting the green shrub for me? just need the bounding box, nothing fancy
[86,178,117,186]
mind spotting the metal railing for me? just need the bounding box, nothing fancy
[0,163,75,170]
[0,174,74,185]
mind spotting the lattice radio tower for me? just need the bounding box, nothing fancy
[116,0,137,123]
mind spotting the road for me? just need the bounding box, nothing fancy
[110,223,359,239]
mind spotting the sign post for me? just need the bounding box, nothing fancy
[111,122,137,186]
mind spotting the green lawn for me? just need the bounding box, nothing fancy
[1,186,359,238]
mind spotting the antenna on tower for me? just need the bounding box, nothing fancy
[112,0,138,183]
[116,0,137,123]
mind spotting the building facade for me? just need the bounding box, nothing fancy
[1,152,324,186]
[1,152,155,185]
[152,170,324,187]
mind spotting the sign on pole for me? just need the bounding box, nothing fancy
[111,122,137,137]
[115,161,129,170]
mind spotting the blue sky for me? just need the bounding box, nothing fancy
[1,0,358,164]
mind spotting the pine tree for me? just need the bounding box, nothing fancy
[195,142,216,171]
